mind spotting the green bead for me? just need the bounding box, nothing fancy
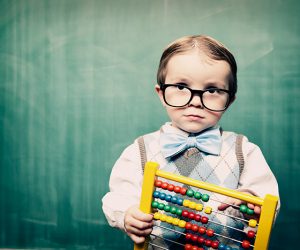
[176,208,182,216]
[194,192,202,199]
[151,201,158,208]
[201,194,210,202]
[239,204,248,213]
[247,208,254,215]
[186,189,194,197]
[170,207,177,214]
[158,203,165,210]
[164,205,171,212]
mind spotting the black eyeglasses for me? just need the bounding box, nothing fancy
[161,84,233,112]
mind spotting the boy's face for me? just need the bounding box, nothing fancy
[156,51,233,134]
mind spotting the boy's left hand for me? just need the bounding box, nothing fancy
[217,194,261,220]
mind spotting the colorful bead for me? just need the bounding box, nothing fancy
[247,230,256,238]
[174,186,181,193]
[239,204,248,213]
[206,229,214,237]
[158,203,165,210]
[166,216,173,224]
[197,236,205,244]
[160,214,167,221]
[186,189,194,197]
[167,184,174,191]
[153,191,160,198]
[154,180,162,187]
[165,194,172,202]
[194,214,201,222]
[247,208,254,215]
[201,216,209,224]
[183,199,190,207]
[177,198,184,205]
[185,244,192,250]
[170,206,177,214]
[198,226,206,234]
[176,208,183,216]
[188,212,195,220]
[205,239,212,247]
[171,196,178,204]
[191,234,198,241]
[225,246,232,250]
[194,192,202,199]
[151,201,158,208]
[178,220,186,228]
[159,192,166,200]
[218,243,226,250]
[191,224,199,232]
[201,194,210,202]
[180,187,187,195]
[172,218,180,226]
[241,240,251,249]
[204,206,212,214]
[182,210,189,218]
[161,182,168,189]
[185,222,192,230]
[195,203,203,211]
[248,219,257,227]
[187,201,194,209]
[164,205,171,212]
[211,241,219,249]
[153,212,161,220]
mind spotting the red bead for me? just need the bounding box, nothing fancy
[182,210,189,217]
[199,248,204,250]
[242,240,251,248]
[205,239,212,247]
[198,226,206,234]
[206,229,214,237]
[197,236,205,244]
[247,230,256,238]
[201,216,209,224]
[191,224,199,232]
[191,246,198,250]
[188,212,195,220]
[186,233,192,240]
[185,244,192,250]
[154,180,162,187]
[161,182,168,189]
[191,234,198,241]
[185,222,192,230]
[180,187,187,195]
[167,184,174,191]
[194,214,201,222]
[211,241,219,249]
[174,186,181,193]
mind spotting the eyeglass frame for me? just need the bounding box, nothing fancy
[160,83,235,112]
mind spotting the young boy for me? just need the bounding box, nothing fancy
[102,35,280,249]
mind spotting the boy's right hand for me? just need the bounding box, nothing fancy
[124,205,154,244]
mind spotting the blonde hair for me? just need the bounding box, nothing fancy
[157,35,237,96]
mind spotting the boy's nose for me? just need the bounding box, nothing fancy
[189,94,203,108]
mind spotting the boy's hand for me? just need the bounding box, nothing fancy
[124,205,154,244]
[217,194,261,220]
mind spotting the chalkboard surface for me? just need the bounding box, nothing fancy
[0,1,299,249]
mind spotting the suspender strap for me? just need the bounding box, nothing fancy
[235,134,245,176]
[137,136,147,173]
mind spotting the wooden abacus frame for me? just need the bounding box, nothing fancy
[134,162,278,250]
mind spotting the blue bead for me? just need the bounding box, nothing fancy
[159,193,166,200]
[153,191,160,198]
[171,196,178,204]
[165,195,172,202]
[177,198,183,205]
[218,243,226,250]
[225,246,232,250]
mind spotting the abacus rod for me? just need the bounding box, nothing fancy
[156,169,264,205]
[214,232,254,248]
[148,242,168,250]
[150,233,185,247]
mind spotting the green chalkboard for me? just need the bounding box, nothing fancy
[0,0,299,249]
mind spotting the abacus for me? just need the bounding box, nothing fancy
[134,162,278,250]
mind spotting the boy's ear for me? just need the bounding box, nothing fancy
[155,84,165,105]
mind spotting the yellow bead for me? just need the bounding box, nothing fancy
[195,203,203,211]
[160,214,167,222]
[178,220,186,228]
[248,219,257,227]
[166,216,174,224]
[154,212,161,220]
[204,206,212,214]
[172,218,180,226]
[189,202,196,209]
[183,199,190,207]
